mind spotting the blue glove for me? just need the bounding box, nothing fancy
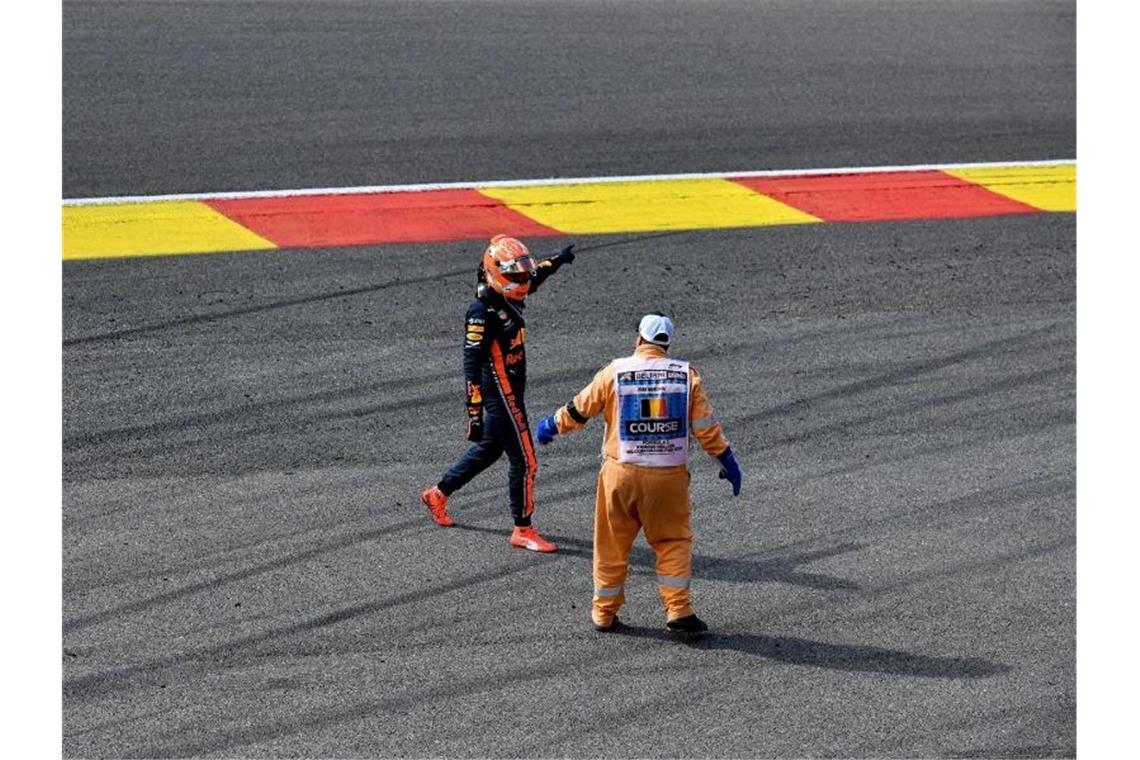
[535,414,558,445]
[716,447,742,496]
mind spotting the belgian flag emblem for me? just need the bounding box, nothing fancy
[640,397,668,418]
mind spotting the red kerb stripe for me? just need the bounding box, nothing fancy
[206,189,559,248]
[733,171,1039,222]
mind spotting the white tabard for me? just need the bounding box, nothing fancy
[610,356,690,467]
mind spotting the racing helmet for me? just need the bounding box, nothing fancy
[481,234,537,301]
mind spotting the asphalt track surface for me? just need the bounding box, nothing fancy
[62,1,1075,758]
[64,0,1074,198]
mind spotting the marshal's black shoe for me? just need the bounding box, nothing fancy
[666,614,709,634]
[595,617,621,632]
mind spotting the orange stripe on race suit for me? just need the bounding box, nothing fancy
[490,343,538,517]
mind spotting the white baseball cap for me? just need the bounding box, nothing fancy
[638,313,674,347]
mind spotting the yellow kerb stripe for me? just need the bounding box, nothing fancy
[478,178,820,234]
[944,164,1075,212]
[63,201,276,261]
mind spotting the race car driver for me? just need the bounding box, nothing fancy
[533,313,743,633]
[420,234,575,552]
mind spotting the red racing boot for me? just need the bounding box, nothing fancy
[420,486,454,527]
[509,525,557,553]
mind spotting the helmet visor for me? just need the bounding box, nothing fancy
[498,255,537,283]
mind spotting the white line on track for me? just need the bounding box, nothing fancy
[63,158,1076,207]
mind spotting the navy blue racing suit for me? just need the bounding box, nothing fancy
[437,252,572,526]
